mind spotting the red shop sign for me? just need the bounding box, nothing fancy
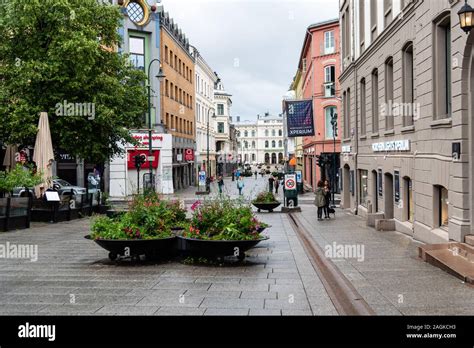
[184,148,194,161]
[127,150,160,169]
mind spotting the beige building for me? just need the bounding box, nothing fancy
[289,70,305,173]
[339,0,474,244]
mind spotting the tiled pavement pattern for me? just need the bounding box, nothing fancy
[0,212,336,316]
[297,209,474,315]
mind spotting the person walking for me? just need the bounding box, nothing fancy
[314,180,326,221]
[231,170,235,182]
[217,175,224,194]
[254,171,258,180]
[268,176,275,192]
[274,176,280,194]
[237,176,245,196]
[323,180,331,219]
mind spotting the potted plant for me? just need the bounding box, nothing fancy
[252,191,281,212]
[176,198,269,261]
[85,194,184,261]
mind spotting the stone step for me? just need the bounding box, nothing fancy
[465,235,474,247]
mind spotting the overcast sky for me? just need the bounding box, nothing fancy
[161,0,339,121]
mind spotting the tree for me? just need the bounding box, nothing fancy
[0,0,148,163]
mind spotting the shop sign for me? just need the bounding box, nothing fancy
[342,145,351,153]
[184,149,194,161]
[372,140,410,152]
[127,150,159,169]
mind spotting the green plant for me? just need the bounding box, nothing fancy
[185,198,266,241]
[0,164,43,194]
[90,193,186,240]
[252,191,279,203]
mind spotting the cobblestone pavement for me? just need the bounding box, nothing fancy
[0,175,471,315]
[0,176,336,316]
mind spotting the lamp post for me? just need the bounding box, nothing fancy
[207,108,216,181]
[330,109,338,208]
[459,0,474,33]
[146,59,165,194]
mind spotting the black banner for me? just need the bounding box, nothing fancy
[285,100,315,137]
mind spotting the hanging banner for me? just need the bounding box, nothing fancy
[285,100,315,137]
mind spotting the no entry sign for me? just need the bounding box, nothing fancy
[284,174,297,190]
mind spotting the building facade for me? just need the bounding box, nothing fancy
[288,70,305,173]
[159,10,196,191]
[108,0,174,198]
[235,113,285,165]
[339,0,474,244]
[191,47,218,180]
[300,19,342,191]
[214,78,235,175]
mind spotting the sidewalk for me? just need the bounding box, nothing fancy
[296,207,474,315]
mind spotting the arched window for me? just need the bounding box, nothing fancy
[278,140,282,148]
[252,130,256,137]
[244,141,248,148]
[251,153,256,162]
[278,130,282,136]
[244,131,248,137]
[278,153,283,163]
[264,153,270,163]
[271,153,277,164]
[252,141,255,148]
[265,141,269,148]
[265,130,269,137]
[272,140,276,148]
[272,130,276,137]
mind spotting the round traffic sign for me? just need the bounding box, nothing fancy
[285,178,295,189]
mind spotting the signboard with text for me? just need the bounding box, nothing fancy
[184,149,194,162]
[285,100,315,137]
[127,150,160,169]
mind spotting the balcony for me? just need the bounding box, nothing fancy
[323,82,336,98]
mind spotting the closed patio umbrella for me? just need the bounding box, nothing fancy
[2,144,18,171]
[33,112,55,198]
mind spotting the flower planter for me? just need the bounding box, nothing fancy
[252,202,281,213]
[106,210,127,219]
[85,235,177,261]
[176,235,269,261]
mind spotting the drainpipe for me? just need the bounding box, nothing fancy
[352,0,359,216]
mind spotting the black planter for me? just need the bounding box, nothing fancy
[85,235,177,261]
[176,235,269,261]
[252,202,281,213]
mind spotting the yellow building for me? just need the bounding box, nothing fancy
[159,13,196,190]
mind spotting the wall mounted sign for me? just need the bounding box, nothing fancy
[184,148,194,162]
[341,145,351,153]
[127,150,159,169]
[372,140,410,152]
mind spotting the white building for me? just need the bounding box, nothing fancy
[235,112,284,165]
[192,47,218,179]
[214,78,234,175]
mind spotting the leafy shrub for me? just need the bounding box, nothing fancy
[253,191,279,203]
[0,164,43,194]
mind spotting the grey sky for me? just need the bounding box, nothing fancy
[161,0,338,121]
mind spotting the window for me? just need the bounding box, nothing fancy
[371,0,377,42]
[129,36,145,70]
[272,140,276,148]
[126,1,146,25]
[252,130,256,137]
[165,80,169,97]
[324,65,336,97]
[278,140,282,148]
[217,104,224,115]
[359,170,368,207]
[402,42,414,127]
[343,89,351,138]
[278,130,282,136]
[252,141,255,149]
[165,46,169,63]
[244,131,248,137]
[217,122,225,133]
[244,141,248,149]
[384,0,392,27]
[272,129,276,137]
[324,31,335,54]
[359,0,365,52]
[302,58,307,74]
[265,130,269,137]
[170,50,173,68]
[360,78,366,136]
[325,106,337,139]
[434,14,451,119]
[372,69,379,133]
[435,185,449,228]
[265,141,269,148]
[385,57,394,131]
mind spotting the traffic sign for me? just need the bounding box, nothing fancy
[284,174,296,190]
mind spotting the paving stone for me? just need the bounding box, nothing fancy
[200,298,264,309]
[281,309,313,316]
[203,308,249,316]
[153,282,211,290]
[136,296,204,308]
[249,309,281,316]
[96,305,159,315]
[209,283,269,292]
[38,304,103,314]
[184,290,242,299]
[264,298,311,310]
[154,307,205,316]
[240,291,277,299]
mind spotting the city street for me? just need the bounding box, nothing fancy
[0,175,472,316]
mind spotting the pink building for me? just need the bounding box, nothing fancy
[299,19,341,192]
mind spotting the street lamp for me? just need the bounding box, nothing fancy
[330,109,338,208]
[459,0,474,33]
[206,108,216,183]
[147,58,165,193]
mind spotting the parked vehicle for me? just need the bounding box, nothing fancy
[12,179,89,198]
